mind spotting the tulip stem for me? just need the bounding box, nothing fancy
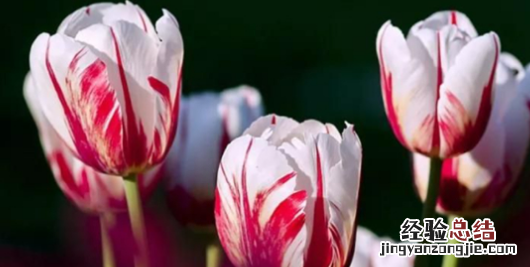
[422,158,443,220]
[414,157,443,267]
[124,174,150,267]
[100,213,116,267]
[442,215,459,267]
[206,239,222,267]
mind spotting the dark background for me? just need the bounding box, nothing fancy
[1,0,530,266]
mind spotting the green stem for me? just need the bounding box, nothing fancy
[414,157,443,267]
[100,213,116,267]
[422,158,443,220]
[124,174,150,267]
[442,215,459,267]
[206,239,222,267]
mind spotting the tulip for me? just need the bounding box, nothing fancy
[29,1,183,176]
[28,2,182,266]
[165,85,263,227]
[352,227,413,267]
[377,11,500,158]
[25,72,164,267]
[215,114,362,267]
[413,53,530,216]
[25,73,161,214]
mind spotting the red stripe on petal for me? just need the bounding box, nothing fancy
[271,114,277,125]
[148,77,171,108]
[51,151,84,200]
[466,37,499,150]
[431,32,443,154]
[156,65,183,162]
[240,139,256,263]
[261,190,307,266]
[471,163,513,212]
[304,145,332,267]
[440,37,499,156]
[77,168,91,201]
[215,140,309,267]
[438,158,467,212]
[135,8,148,32]
[329,224,344,265]
[378,27,408,148]
[220,163,238,203]
[45,44,104,170]
[450,11,458,25]
[110,28,149,170]
[71,52,124,171]
[254,171,297,216]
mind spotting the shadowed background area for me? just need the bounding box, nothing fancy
[1,0,530,266]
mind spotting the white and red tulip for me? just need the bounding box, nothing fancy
[215,114,362,267]
[25,73,161,214]
[165,85,263,226]
[413,54,530,216]
[29,1,183,176]
[377,11,500,158]
[352,227,413,267]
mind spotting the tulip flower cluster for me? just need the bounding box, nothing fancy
[22,2,530,267]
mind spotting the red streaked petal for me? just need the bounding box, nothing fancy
[244,114,299,145]
[215,135,306,267]
[438,32,500,157]
[377,22,438,155]
[304,144,333,267]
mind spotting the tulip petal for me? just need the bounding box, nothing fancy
[244,114,299,145]
[493,53,525,119]
[352,227,413,267]
[100,1,157,40]
[280,127,360,266]
[76,21,160,169]
[167,94,223,201]
[438,32,500,157]
[412,153,430,203]
[30,32,127,173]
[283,120,340,145]
[409,11,477,38]
[328,124,362,266]
[220,85,264,137]
[166,87,263,226]
[377,21,438,154]
[58,3,113,37]
[30,33,76,153]
[149,9,184,160]
[215,135,306,267]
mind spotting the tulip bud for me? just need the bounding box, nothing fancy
[215,114,362,267]
[29,1,183,175]
[413,54,530,216]
[24,73,161,214]
[164,86,263,227]
[352,227,413,267]
[377,11,500,158]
